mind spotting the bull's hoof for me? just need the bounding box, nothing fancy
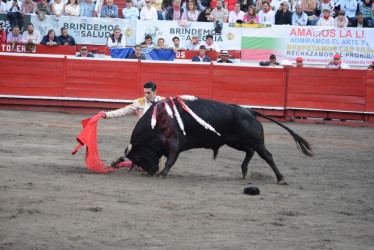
[277,179,288,185]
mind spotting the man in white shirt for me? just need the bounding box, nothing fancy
[228,2,244,23]
[326,54,350,69]
[0,1,7,13]
[340,0,357,22]
[22,23,41,44]
[6,0,24,30]
[202,34,220,52]
[106,27,126,48]
[140,0,158,20]
[258,1,276,24]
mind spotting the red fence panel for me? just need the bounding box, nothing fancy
[287,67,366,112]
[0,55,64,97]
[366,70,374,113]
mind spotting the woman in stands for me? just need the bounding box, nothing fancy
[243,5,258,23]
[65,0,80,16]
[197,6,212,21]
[51,0,66,17]
[181,0,200,21]
[359,0,374,26]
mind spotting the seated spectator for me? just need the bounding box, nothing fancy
[40,29,61,46]
[228,2,244,24]
[140,34,154,48]
[80,0,96,17]
[359,0,373,25]
[133,0,146,12]
[6,26,22,43]
[275,1,292,24]
[301,0,317,25]
[240,0,250,12]
[202,34,220,52]
[295,57,303,67]
[153,38,169,49]
[209,0,229,22]
[197,6,212,22]
[210,0,217,9]
[101,0,119,18]
[58,27,76,46]
[292,5,307,26]
[350,12,369,28]
[107,27,125,48]
[334,10,348,27]
[258,1,276,24]
[243,5,259,24]
[65,0,80,16]
[341,0,357,23]
[51,0,66,17]
[192,45,211,62]
[225,0,236,11]
[181,0,200,21]
[77,45,95,57]
[152,0,165,20]
[367,61,374,70]
[217,50,233,63]
[140,0,158,20]
[271,0,284,11]
[0,24,6,43]
[169,36,186,52]
[316,8,334,26]
[128,44,146,60]
[123,0,140,19]
[162,0,173,15]
[185,34,201,50]
[317,0,334,17]
[326,54,349,69]
[36,0,51,21]
[22,23,41,46]
[21,0,37,14]
[6,0,24,30]
[0,1,6,13]
[166,0,184,20]
[259,54,280,66]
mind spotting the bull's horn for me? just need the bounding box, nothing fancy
[124,144,132,157]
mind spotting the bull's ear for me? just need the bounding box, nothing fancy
[124,144,132,157]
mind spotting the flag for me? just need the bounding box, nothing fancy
[110,47,176,61]
[110,48,135,59]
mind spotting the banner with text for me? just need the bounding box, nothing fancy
[241,25,374,65]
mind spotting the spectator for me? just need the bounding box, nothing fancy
[202,34,220,52]
[133,0,146,12]
[169,36,186,52]
[36,0,51,21]
[255,0,264,13]
[197,6,212,21]
[292,4,308,25]
[271,0,284,11]
[128,44,146,59]
[192,45,211,62]
[58,27,76,46]
[341,0,357,23]
[334,10,348,27]
[228,2,245,24]
[6,0,24,30]
[243,5,258,23]
[166,0,184,20]
[258,1,276,24]
[123,0,140,19]
[225,0,237,11]
[350,12,369,27]
[22,23,41,45]
[0,24,5,43]
[151,0,165,20]
[162,0,173,13]
[101,0,119,18]
[301,0,317,25]
[217,50,233,63]
[359,0,373,24]
[259,54,280,66]
[240,0,252,12]
[77,45,95,57]
[140,0,158,20]
[65,0,80,16]
[316,7,334,26]
[6,26,22,43]
[326,54,349,69]
[0,1,6,13]
[367,61,374,70]
[291,0,303,11]
[209,0,229,23]
[181,0,200,21]
[40,29,61,46]
[51,0,66,17]
[80,0,96,17]
[154,38,169,49]
[21,0,37,14]
[107,27,125,48]
[275,1,292,24]
[295,57,303,67]
[210,0,218,9]
[140,34,154,48]
[185,34,201,50]
[317,0,334,17]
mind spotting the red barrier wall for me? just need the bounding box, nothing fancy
[0,54,373,125]
[0,43,76,55]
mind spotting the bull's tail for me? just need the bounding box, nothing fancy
[252,110,314,157]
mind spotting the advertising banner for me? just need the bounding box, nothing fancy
[241,25,374,66]
[0,13,31,33]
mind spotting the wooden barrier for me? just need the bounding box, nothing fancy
[0,43,76,55]
[0,54,373,125]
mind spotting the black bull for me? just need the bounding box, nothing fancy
[123,97,314,184]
